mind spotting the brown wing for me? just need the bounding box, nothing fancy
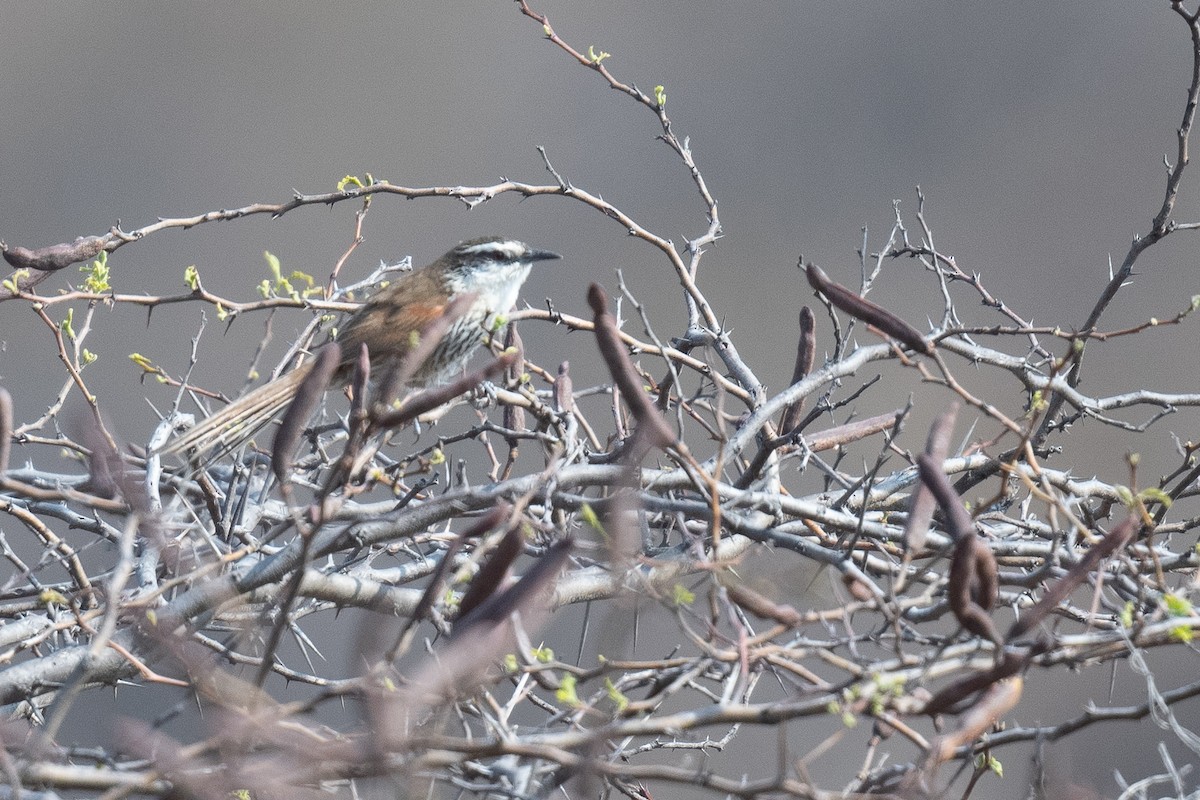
[336,266,449,366]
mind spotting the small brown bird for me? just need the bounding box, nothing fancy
[159,236,560,458]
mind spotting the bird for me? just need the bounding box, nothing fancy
[158,236,560,458]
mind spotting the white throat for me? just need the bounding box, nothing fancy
[450,260,533,320]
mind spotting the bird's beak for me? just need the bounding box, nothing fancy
[528,248,561,262]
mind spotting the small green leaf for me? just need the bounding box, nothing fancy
[587,45,611,64]
[531,644,554,663]
[257,279,272,299]
[264,251,283,283]
[605,678,629,711]
[1137,487,1172,509]
[555,673,581,707]
[975,754,1003,777]
[60,308,75,341]
[79,251,111,293]
[671,583,695,606]
[3,268,30,293]
[129,353,155,372]
[1164,593,1192,617]
[215,303,228,322]
[289,270,322,297]
[1114,485,1135,508]
[81,349,97,366]
[39,589,69,606]
[338,175,366,191]
[503,653,519,673]
[579,503,604,533]
[1170,624,1193,643]
[1120,601,1135,628]
[654,84,667,107]
[184,265,200,291]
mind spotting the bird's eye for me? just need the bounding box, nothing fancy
[487,246,521,261]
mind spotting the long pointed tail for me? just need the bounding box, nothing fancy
[157,364,313,458]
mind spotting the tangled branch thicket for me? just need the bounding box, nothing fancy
[4,4,1200,799]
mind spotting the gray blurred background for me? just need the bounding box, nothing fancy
[2,2,1198,796]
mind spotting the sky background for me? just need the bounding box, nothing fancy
[2,2,1198,796]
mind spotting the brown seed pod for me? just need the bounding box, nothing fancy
[0,387,11,474]
[928,676,1023,765]
[922,650,1026,717]
[372,352,517,430]
[272,343,342,483]
[503,326,527,434]
[1007,516,1135,641]
[915,452,976,542]
[725,583,805,627]
[553,361,574,416]
[946,533,1002,644]
[457,518,525,621]
[2,236,106,272]
[803,410,900,452]
[905,405,959,553]
[587,283,676,449]
[453,537,574,637]
[779,306,817,434]
[805,263,933,355]
[376,292,477,406]
[410,504,512,626]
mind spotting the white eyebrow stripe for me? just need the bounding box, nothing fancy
[459,240,527,259]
